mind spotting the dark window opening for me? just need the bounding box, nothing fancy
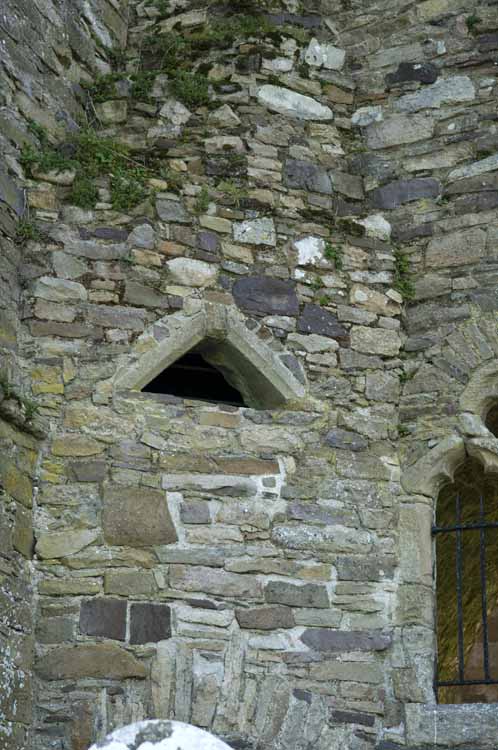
[434,459,498,704]
[142,350,246,407]
[485,404,498,438]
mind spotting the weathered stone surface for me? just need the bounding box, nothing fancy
[297,304,349,343]
[170,565,262,599]
[366,114,434,149]
[167,258,218,287]
[79,598,127,640]
[265,581,329,608]
[396,75,475,112]
[371,178,440,209]
[130,603,171,644]
[325,428,367,451]
[350,326,401,357]
[35,529,98,559]
[156,198,190,223]
[105,570,156,596]
[233,218,276,247]
[235,606,295,630]
[305,39,345,70]
[103,485,177,547]
[448,153,498,182]
[426,227,486,268]
[300,629,391,652]
[233,276,299,316]
[385,61,438,87]
[35,643,146,680]
[283,159,332,194]
[33,276,87,302]
[124,281,170,308]
[293,236,325,266]
[257,85,333,121]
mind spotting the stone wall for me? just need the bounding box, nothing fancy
[0,1,128,748]
[1,0,498,748]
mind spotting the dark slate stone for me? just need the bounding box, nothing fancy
[348,153,397,182]
[300,629,392,652]
[0,169,24,215]
[266,12,321,28]
[336,555,396,582]
[371,178,441,210]
[236,53,261,74]
[331,710,375,727]
[80,598,126,641]
[287,502,351,526]
[69,460,107,483]
[325,428,367,451]
[283,159,332,194]
[265,581,329,608]
[392,221,433,242]
[293,688,312,704]
[297,304,349,343]
[78,227,129,241]
[180,501,210,525]
[198,231,220,253]
[478,33,498,52]
[235,605,295,630]
[385,61,438,87]
[453,192,498,215]
[233,276,299,316]
[129,603,171,644]
[205,155,247,178]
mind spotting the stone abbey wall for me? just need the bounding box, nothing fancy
[1,0,498,748]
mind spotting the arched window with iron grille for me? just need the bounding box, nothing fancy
[434,458,498,704]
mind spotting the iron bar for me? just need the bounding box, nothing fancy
[479,494,491,681]
[455,493,465,684]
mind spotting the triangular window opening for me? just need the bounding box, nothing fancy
[142,348,246,407]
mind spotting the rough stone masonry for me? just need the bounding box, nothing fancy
[1,0,498,749]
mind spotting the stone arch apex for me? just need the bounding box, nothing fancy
[112,300,306,409]
[460,360,498,419]
[401,435,466,498]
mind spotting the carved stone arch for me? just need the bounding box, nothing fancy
[112,300,306,409]
[460,360,498,420]
[401,435,467,498]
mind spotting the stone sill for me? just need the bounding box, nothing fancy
[406,702,498,747]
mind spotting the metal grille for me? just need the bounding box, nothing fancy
[432,492,498,695]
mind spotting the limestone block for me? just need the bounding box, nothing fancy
[235,606,295,630]
[300,629,391,652]
[233,218,276,246]
[33,276,87,302]
[305,39,346,70]
[350,326,401,356]
[401,435,465,496]
[95,100,128,124]
[366,114,434,149]
[395,75,475,112]
[166,258,218,287]
[103,484,177,547]
[264,580,329,608]
[105,569,157,596]
[293,236,325,266]
[156,197,190,223]
[257,85,333,121]
[426,227,486,268]
[170,564,262,599]
[35,528,99,559]
[35,643,146,680]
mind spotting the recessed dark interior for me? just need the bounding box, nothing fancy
[142,350,246,407]
[485,404,498,437]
